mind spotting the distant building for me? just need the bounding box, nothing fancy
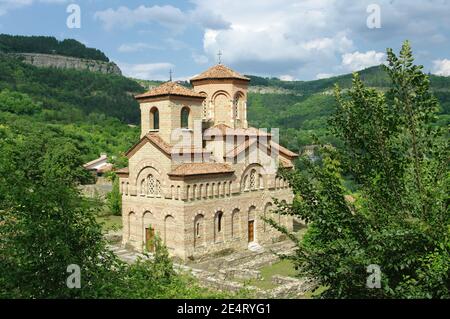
[83,153,113,177]
[118,63,298,260]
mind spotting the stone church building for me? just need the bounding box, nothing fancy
[117,63,298,260]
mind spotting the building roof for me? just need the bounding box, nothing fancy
[83,154,108,169]
[204,124,271,138]
[115,167,129,176]
[125,133,211,159]
[168,163,234,177]
[279,157,294,168]
[190,64,250,82]
[135,81,205,100]
[269,141,298,158]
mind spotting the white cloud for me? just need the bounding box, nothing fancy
[118,62,174,81]
[195,0,356,77]
[94,1,450,79]
[279,75,294,81]
[118,43,161,53]
[432,59,450,77]
[0,0,67,16]
[94,5,186,33]
[341,51,386,72]
[316,73,334,80]
[94,4,230,32]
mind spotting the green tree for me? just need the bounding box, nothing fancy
[0,128,235,298]
[0,132,121,298]
[107,174,122,216]
[273,41,449,298]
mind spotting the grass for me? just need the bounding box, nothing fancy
[96,215,122,232]
[303,286,328,299]
[242,259,298,290]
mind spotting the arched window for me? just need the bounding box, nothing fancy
[150,107,159,130]
[194,214,204,247]
[196,222,200,237]
[145,174,161,197]
[215,211,224,243]
[217,212,223,232]
[181,107,190,128]
[232,209,240,238]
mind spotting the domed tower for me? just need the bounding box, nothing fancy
[135,81,205,143]
[190,64,250,129]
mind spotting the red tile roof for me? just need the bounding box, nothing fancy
[168,163,234,177]
[115,167,129,176]
[190,64,250,82]
[125,133,211,158]
[135,81,205,100]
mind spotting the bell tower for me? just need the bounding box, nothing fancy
[190,64,250,129]
[135,81,205,144]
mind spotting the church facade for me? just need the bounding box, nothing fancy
[117,64,298,261]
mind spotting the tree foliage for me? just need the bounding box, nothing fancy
[276,41,449,298]
[107,174,122,216]
[0,127,234,298]
[0,34,109,62]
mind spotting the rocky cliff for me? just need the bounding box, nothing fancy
[12,53,122,75]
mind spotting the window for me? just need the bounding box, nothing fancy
[196,222,200,237]
[150,107,159,130]
[217,212,223,232]
[144,174,161,197]
[181,107,190,128]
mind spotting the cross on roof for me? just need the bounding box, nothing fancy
[169,69,173,81]
[217,50,222,64]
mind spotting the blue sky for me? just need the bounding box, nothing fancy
[0,0,449,81]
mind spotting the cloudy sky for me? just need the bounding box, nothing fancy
[0,0,449,80]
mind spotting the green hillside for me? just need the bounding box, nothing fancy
[0,34,109,62]
[0,53,144,163]
[0,34,448,164]
[247,65,450,151]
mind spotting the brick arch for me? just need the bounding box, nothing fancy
[131,159,162,183]
[231,208,241,239]
[238,163,267,191]
[164,214,176,250]
[142,210,154,242]
[194,213,205,248]
[127,211,138,240]
[263,202,273,232]
[211,90,231,101]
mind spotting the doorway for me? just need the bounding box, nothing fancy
[248,220,254,242]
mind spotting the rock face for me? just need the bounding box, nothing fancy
[13,53,122,75]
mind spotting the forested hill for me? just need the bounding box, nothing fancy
[245,65,450,152]
[0,34,109,62]
[0,52,144,163]
[247,65,450,94]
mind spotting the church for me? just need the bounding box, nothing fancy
[117,63,298,260]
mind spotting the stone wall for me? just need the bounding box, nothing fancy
[13,53,122,75]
